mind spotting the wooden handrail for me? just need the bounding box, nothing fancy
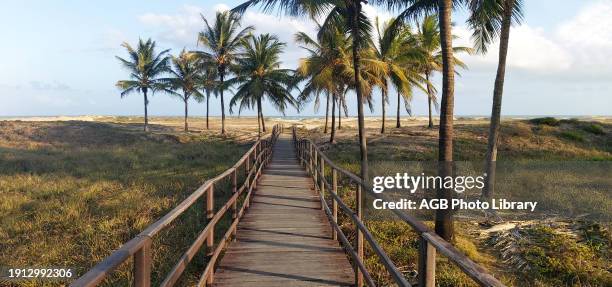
[292,126,505,287]
[71,124,282,287]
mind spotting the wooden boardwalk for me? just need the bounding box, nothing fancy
[213,134,354,286]
[73,125,505,287]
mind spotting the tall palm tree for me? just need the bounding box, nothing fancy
[295,26,352,144]
[197,64,219,130]
[328,1,373,182]
[228,34,297,137]
[372,17,426,133]
[414,14,471,129]
[296,25,384,144]
[115,38,171,132]
[233,0,380,182]
[383,0,464,241]
[195,11,254,135]
[165,50,204,132]
[468,0,524,200]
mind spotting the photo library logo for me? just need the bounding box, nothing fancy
[372,172,487,194]
[370,172,538,212]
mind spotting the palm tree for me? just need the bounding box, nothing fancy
[414,15,471,129]
[295,26,352,144]
[468,0,524,200]
[115,38,171,132]
[228,34,297,137]
[233,0,380,183]
[383,0,463,241]
[198,64,219,130]
[195,11,254,135]
[165,50,204,132]
[296,24,384,144]
[372,17,426,133]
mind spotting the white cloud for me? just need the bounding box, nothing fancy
[456,0,612,76]
[240,11,316,68]
[137,3,317,68]
[556,0,612,74]
[137,5,207,47]
[509,26,572,71]
[455,25,572,72]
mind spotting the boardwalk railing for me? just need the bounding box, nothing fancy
[292,127,505,287]
[71,125,282,287]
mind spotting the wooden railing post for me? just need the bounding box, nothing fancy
[253,143,259,190]
[231,169,237,239]
[320,156,325,210]
[255,142,259,167]
[300,141,304,166]
[419,236,436,287]
[246,153,250,177]
[267,141,271,163]
[297,140,302,164]
[206,185,214,257]
[206,267,213,286]
[134,236,152,287]
[309,142,313,173]
[331,169,338,241]
[355,184,364,287]
[314,150,319,190]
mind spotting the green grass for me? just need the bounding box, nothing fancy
[519,225,611,285]
[0,121,249,286]
[560,130,585,142]
[530,117,560,126]
[583,123,606,135]
[307,119,611,287]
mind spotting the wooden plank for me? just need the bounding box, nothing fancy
[213,134,353,287]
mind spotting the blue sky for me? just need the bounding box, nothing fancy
[0,0,610,117]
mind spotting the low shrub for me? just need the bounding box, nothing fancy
[560,118,580,125]
[530,117,560,126]
[560,131,585,142]
[582,123,605,135]
[505,122,533,137]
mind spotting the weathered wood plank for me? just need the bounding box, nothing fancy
[213,134,353,287]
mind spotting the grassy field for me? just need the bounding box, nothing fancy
[1,116,610,286]
[301,118,611,286]
[0,120,252,286]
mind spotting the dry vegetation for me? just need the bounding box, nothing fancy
[0,119,255,286]
[0,116,609,286]
[301,117,611,286]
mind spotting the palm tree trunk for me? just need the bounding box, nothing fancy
[143,89,149,132]
[483,0,513,200]
[324,93,330,133]
[351,1,368,182]
[435,0,456,242]
[330,92,337,143]
[381,90,386,134]
[427,72,434,129]
[257,99,261,138]
[206,90,210,130]
[220,72,226,135]
[184,97,189,132]
[396,91,401,128]
[338,97,342,130]
[259,106,266,132]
